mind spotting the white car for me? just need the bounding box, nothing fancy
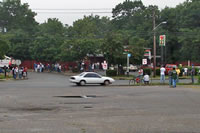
[69,72,115,86]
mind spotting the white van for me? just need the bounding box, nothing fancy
[0,56,11,67]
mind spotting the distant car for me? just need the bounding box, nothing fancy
[0,68,4,73]
[165,64,177,74]
[123,65,138,71]
[69,72,115,86]
[129,65,138,71]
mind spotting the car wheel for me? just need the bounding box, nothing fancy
[104,80,110,85]
[80,80,86,86]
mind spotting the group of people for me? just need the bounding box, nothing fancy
[34,63,62,73]
[80,61,101,72]
[160,65,196,88]
[138,68,150,85]
[34,63,45,73]
[12,66,28,79]
[136,64,197,87]
[160,66,178,88]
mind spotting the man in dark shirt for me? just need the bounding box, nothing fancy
[171,67,177,88]
[191,65,195,84]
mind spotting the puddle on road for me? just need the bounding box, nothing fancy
[84,106,93,109]
[9,107,55,112]
[54,95,99,98]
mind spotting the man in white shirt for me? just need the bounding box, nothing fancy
[143,73,150,84]
[160,65,166,83]
[184,67,188,76]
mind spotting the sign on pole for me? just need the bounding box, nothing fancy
[102,61,108,70]
[144,49,151,60]
[159,35,166,46]
[15,60,21,66]
[144,49,151,57]
[142,59,147,65]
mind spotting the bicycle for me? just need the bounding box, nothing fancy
[129,75,143,85]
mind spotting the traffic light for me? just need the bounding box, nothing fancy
[159,35,166,46]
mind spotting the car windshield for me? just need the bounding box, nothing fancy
[95,73,102,78]
[78,72,102,78]
[78,72,86,76]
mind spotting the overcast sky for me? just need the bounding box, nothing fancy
[20,0,186,26]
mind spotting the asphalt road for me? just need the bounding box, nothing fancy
[0,72,200,133]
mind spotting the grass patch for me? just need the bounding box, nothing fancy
[0,74,12,80]
[128,82,200,86]
[112,75,198,80]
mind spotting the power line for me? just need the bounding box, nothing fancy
[31,8,113,14]
[32,8,112,11]
[32,8,112,14]
[35,11,112,14]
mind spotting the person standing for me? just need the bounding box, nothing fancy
[171,67,177,88]
[191,65,195,84]
[92,63,95,72]
[176,68,181,83]
[143,73,150,85]
[37,64,40,72]
[19,67,23,79]
[12,67,16,79]
[59,64,61,72]
[15,66,19,79]
[138,67,143,83]
[168,69,172,87]
[184,67,188,76]
[160,65,166,83]
[23,67,28,79]
[42,64,44,72]
[34,63,37,72]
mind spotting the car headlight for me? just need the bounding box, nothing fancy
[70,77,75,80]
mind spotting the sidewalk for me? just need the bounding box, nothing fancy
[112,79,198,86]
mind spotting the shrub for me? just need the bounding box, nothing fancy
[106,69,117,76]
[195,68,199,76]
[72,67,79,73]
[178,67,183,77]
[156,68,160,76]
[143,68,152,76]
[198,75,200,84]
[179,67,184,77]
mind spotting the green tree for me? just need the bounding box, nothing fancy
[111,1,160,65]
[0,0,38,60]
[112,0,146,30]
[31,18,65,62]
[128,36,147,64]
[60,15,110,62]
[160,0,200,63]
[6,29,32,60]
[60,38,102,62]
[0,0,38,33]
[68,15,111,38]
[0,34,9,59]
[102,32,125,65]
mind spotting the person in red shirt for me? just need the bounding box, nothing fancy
[23,67,28,79]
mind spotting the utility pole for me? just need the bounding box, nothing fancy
[153,10,156,77]
[152,9,167,77]
[127,53,129,76]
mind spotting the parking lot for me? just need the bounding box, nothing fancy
[0,72,200,133]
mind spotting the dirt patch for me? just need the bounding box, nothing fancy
[9,107,55,112]
[54,95,98,98]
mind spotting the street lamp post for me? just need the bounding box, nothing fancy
[152,17,167,77]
